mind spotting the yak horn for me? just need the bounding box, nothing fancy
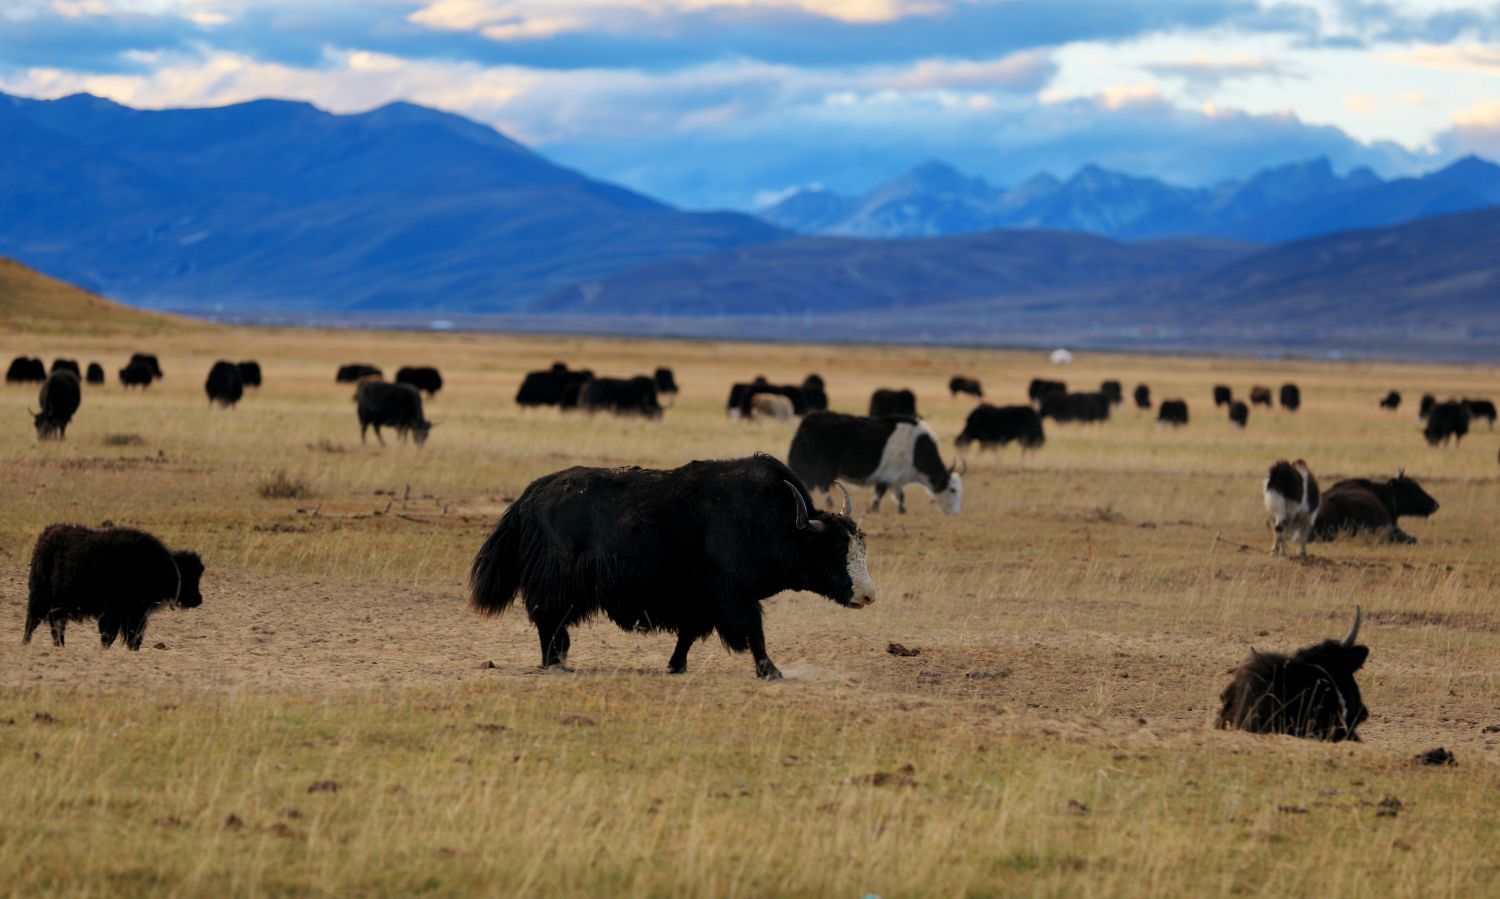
[833,481,852,517]
[784,481,825,533]
[1342,605,1362,647]
[1397,466,1405,479]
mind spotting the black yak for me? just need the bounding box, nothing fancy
[119,363,155,388]
[1157,399,1188,426]
[654,367,679,400]
[1379,390,1401,411]
[949,376,983,399]
[236,361,262,388]
[803,374,825,392]
[356,380,432,445]
[1213,385,1232,407]
[34,370,81,440]
[85,362,105,385]
[1419,393,1436,419]
[129,353,163,380]
[789,412,963,515]
[517,366,592,408]
[1249,386,1273,407]
[1280,383,1301,411]
[1228,400,1249,429]
[1264,459,1319,557]
[1100,380,1123,405]
[6,356,47,384]
[396,366,443,396]
[1217,607,1368,742]
[1463,398,1496,429]
[956,404,1044,451]
[1133,384,1151,410]
[1313,471,1439,544]
[204,360,244,407]
[24,524,204,650]
[1041,392,1110,423]
[336,363,382,383]
[1423,402,1469,446]
[869,388,917,418]
[579,376,662,417]
[469,454,875,679]
[50,359,81,378]
[800,375,829,412]
[1027,378,1066,403]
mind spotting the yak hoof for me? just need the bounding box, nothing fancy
[541,663,575,674]
[756,661,783,681]
[668,663,687,675]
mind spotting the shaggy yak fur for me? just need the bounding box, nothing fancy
[1133,384,1151,409]
[469,454,876,680]
[236,361,262,388]
[396,366,444,396]
[869,388,917,418]
[355,380,432,445]
[1217,608,1369,742]
[34,371,81,440]
[24,524,205,650]
[204,360,244,407]
[1313,471,1440,544]
[85,362,106,385]
[955,404,1045,451]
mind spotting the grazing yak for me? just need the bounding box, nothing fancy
[949,376,983,399]
[204,360,245,407]
[516,365,593,408]
[1100,380,1123,405]
[1217,607,1368,742]
[7,356,47,384]
[1156,399,1189,426]
[1041,392,1110,423]
[1133,384,1151,410]
[1228,400,1249,429]
[85,362,105,385]
[396,366,443,396]
[1313,470,1439,544]
[24,524,204,650]
[579,376,662,418]
[654,367,679,402]
[1213,385,1232,407]
[1249,386,1273,408]
[1463,398,1496,429]
[33,370,81,440]
[1418,394,1436,419]
[1380,390,1401,411]
[119,363,155,388]
[1280,383,1301,411]
[956,404,1044,451]
[1264,459,1319,557]
[1028,378,1067,403]
[356,380,432,445]
[336,363,383,383]
[129,353,163,380]
[469,454,876,680]
[236,361,262,388]
[1423,401,1469,446]
[790,412,963,515]
[51,359,81,378]
[869,388,917,418]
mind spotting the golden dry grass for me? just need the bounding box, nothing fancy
[0,258,196,336]
[1,324,1499,897]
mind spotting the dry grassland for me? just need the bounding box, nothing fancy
[1,324,1498,897]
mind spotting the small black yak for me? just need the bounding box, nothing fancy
[51,359,81,378]
[1100,380,1123,405]
[6,356,47,383]
[949,376,983,399]
[1424,401,1469,446]
[1213,385,1232,407]
[654,367,679,400]
[1280,383,1301,411]
[1313,471,1439,544]
[129,353,163,380]
[956,404,1044,451]
[33,370,81,440]
[1041,392,1110,423]
[237,360,262,388]
[1027,378,1066,403]
[1133,384,1151,410]
[1463,398,1496,429]
[1156,399,1188,427]
[1418,393,1436,419]
[336,363,382,383]
[396,366,443,396]
[469,454,875,679]
[1228,400,1249,429]
[119,363,155,388]
[1217,607,1368,742]
[24,524,204,650]
[205,360,245,407]
[356,380,432,445]
[1379,390,1401,411]
[1249,386,1273,408]
[85,362,105,385]
[869,388,917,418]
[579,376,662,417]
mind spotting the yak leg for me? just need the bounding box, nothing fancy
[534,614,573,671]
[122,610,149,651]
[1296,521,1311,558]
[99,611,121,648]
[894,486,907,514]
[23,609,39,644]
[668,631,697,674]
[870,484,887,512]
[359,421,368,445]
[48,613,66,647]
[748,624,782,681]
[372,424,386,447]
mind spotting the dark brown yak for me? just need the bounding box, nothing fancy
[1217,608,1368,742]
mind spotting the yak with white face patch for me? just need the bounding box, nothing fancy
[789,412,963,515]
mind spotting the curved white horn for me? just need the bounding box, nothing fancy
[1342,605,1362,647]
[833,481,852,517]
[784,481,825,533]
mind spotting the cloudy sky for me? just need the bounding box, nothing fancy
[4,0,1499,207]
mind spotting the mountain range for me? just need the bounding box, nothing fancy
[760,156,1500,244]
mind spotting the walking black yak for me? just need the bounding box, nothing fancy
[24,524,205,650]
[469,454,876,680]
[1217,607,1368,742]
[33,370,81,440]
[356,380,432,445]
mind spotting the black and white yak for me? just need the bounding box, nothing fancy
[1264,459,1319,557]
[469,454,875,680]
[789,412,963,515]
[1217,607,1368,742]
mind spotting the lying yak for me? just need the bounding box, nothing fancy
[470,454,875,680]
[1264,458,1319,557]
[1312,470,1439,544]
[790,411,963,515]
[355,380,432,445]
[24,524,205,650]
[33,370,81,440]
[1217,607,1368,742]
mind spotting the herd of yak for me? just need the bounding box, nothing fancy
[8,348,1498,745]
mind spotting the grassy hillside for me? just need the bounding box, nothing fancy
[2,324,1498,896]
[0,257,192,335]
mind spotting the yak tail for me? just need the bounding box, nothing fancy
[470,507,524,617]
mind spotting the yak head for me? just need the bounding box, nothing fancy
[412,420,434,446]
[785,481,877,609]
[1220,607,1369,742]
[935,459,964,515]
[1389,469,1439,518]
[31,409,61,440]
[172,551,206,609]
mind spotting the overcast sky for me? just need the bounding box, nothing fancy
[4,0,1499,207]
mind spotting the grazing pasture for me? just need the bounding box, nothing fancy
[2,325,1500,897]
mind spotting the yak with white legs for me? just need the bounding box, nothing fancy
[1264,459,1320,557]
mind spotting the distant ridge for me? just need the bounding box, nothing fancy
[0,256,190,334]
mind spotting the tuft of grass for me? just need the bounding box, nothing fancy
[256,469,313,500]
[102,432,146,447]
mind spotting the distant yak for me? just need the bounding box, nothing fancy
[1249,386,1273,408]
[33,370,81,440]
[6,356,47,384]
[1313,470,1439,544]
[1217,607,1369,742]
[1423,402,1469,446]
[85,362,105,385]
[1280,383,1301,411]
[1156,399,1188,427]
[956,404,1044,451]
[119,363,155,389]
[356,380,432,445]
[236,360,262,388]
[1379,390,1401,411]
[1028,378,1066,403]
[25,524,204,650]
[1041,392,1110,423]
[1133,384,1151,410]
[1228,400,1249,429]
[50,359,81,378]
[129,353,163,380]
[579,376,663,418]
[205,360,245,407]
[396,366,443,396]
[336,363,382,383]
[949,376,983,399]
[869,388,917,418]
[1213,385,1232,407]
[1099,380,1123,405]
